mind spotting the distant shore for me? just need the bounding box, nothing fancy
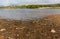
[2,4,60,9]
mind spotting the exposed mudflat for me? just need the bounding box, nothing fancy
[0,14,60,39]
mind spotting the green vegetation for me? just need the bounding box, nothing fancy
[6,4,60,9]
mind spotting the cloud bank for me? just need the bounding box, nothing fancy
[0,0,60,6]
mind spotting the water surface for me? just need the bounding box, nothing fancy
[0,9,60,20]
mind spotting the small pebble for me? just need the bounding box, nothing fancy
[51,29,56,33]
[8,37,13,39]
[0,29,6,31]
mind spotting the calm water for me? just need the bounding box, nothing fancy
[0,9,60,20]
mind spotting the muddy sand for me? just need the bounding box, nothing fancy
[0,14,60,39]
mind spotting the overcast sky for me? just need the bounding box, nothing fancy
[0,0,60,6]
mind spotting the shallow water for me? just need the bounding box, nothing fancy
[0,9,60,20]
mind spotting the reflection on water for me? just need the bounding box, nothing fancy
[0,9,60,20]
